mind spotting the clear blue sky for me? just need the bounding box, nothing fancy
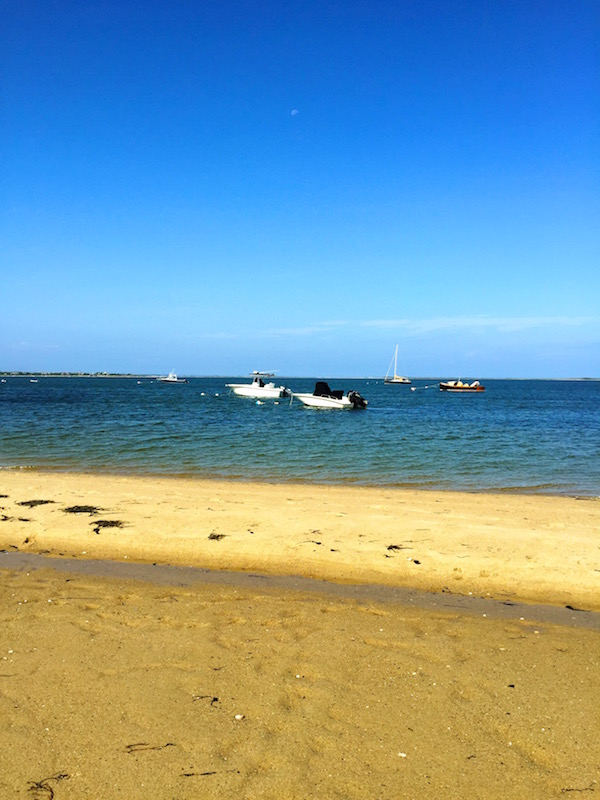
[2,0,599,377]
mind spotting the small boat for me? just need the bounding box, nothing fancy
[384,345,411,385]
[440,379,485,393]
[227,371,291,399]
[293,381,368,409]
[158,371,188,384]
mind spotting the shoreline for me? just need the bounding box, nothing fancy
[1,469,599,611]
[4,465,599,499]
[2,373,598,379]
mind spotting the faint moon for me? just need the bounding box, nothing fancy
[291,109,299,116]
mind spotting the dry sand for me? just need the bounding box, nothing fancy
[1,471,599,798]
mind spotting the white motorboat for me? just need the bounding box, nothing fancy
[293,381,368,410]
[384,345,411,384]
[227,372,291,399]
[158,371,188,384]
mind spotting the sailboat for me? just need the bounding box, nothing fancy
[384,345,411,385]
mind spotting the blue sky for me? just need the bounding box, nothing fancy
[2,0,599,377]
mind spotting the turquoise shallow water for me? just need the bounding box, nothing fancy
[1,377,599,495]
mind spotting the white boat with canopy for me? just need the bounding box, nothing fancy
[292,381,368,410]
[227,372,291,399]
[158,371,188,384]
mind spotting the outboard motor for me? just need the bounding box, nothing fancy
[348,391,368,409]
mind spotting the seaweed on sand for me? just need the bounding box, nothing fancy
[63,505,102,515]
[27,773,69,799]
[90,519,125,535]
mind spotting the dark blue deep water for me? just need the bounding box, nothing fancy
[1,377,599,495]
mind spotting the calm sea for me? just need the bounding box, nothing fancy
[1,377,599,496]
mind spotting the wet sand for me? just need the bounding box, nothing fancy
[1,471,599,798]
[1,471,599,609]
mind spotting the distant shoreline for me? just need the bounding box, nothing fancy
[1,372,598,381]
[1,372,153,379]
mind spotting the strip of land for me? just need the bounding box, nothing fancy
[1,470,599,609]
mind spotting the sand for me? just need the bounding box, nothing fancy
[1,471,599,609]
[1,471,599,798]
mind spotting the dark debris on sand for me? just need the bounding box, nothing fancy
[90,520,125,535]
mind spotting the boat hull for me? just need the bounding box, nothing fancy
[293,393,353,409]
[440,382,485,393]
[384,377,411,385]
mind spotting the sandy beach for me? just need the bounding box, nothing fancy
[1,471,599,609]
[1,471,599,798]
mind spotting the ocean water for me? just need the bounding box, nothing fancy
[1,376,599,496]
